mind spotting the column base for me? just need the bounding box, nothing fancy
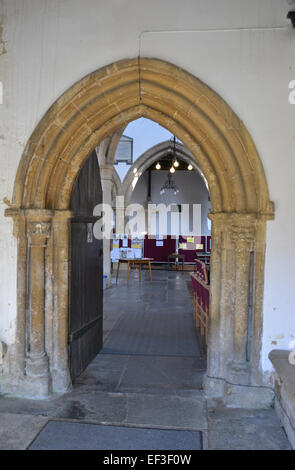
[25,354,50,398]
[0,373,50,399]
[26,353,49,377]
[0,368,72,399]
[51,368,72,394]
[203,374,274,409]
[203,375,226,407]
[226,360,250,385]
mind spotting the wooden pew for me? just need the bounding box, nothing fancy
[190,259,210,352]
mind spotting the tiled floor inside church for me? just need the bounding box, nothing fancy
[0,271,291,450]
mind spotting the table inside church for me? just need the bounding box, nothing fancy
[116,258,154,284]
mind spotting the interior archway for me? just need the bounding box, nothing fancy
[5,58,274,405]
[122,140,208,207]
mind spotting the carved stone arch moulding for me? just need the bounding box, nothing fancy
[3,58,274,406]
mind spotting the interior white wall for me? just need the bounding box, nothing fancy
[0,0,294,374]
[130,170,210,236]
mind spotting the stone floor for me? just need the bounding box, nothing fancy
[0,270,291,450]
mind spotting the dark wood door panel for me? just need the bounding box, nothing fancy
[69,150,103,381]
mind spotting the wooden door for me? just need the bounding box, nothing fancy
[69,151,103,381]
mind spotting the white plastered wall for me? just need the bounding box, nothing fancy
[130,170,210,236]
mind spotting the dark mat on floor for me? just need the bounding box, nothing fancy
[29,421,202,450]
[101,309,201,357]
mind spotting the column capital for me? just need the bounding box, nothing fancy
[24,209,53,246]
[27,221,51,246]
[100,164,113,181]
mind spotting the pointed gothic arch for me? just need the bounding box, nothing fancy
[4,58,274,405]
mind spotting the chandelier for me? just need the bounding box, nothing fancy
[159,135,180,195]
[160,173,179,195]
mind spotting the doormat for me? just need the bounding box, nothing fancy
[29,421,202,450]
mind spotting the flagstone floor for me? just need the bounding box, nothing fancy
[0,270,291,450]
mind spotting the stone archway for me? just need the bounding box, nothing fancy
[4,58,274,404]
[122,140,208,208]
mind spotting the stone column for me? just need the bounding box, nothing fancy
[204,213,231,400]
[115,195,125,234]
[227,224,255,384]
[51,210,73,393]
[145,196,152,236]
[100,165,113,287]
[205,214,223,379]
[25,209,53,397]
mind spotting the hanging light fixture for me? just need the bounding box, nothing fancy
[155,162,161,170]
[159,135,181,195]
[160,173,179,195]
[187,163,193,171]
[169,135,179,168]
